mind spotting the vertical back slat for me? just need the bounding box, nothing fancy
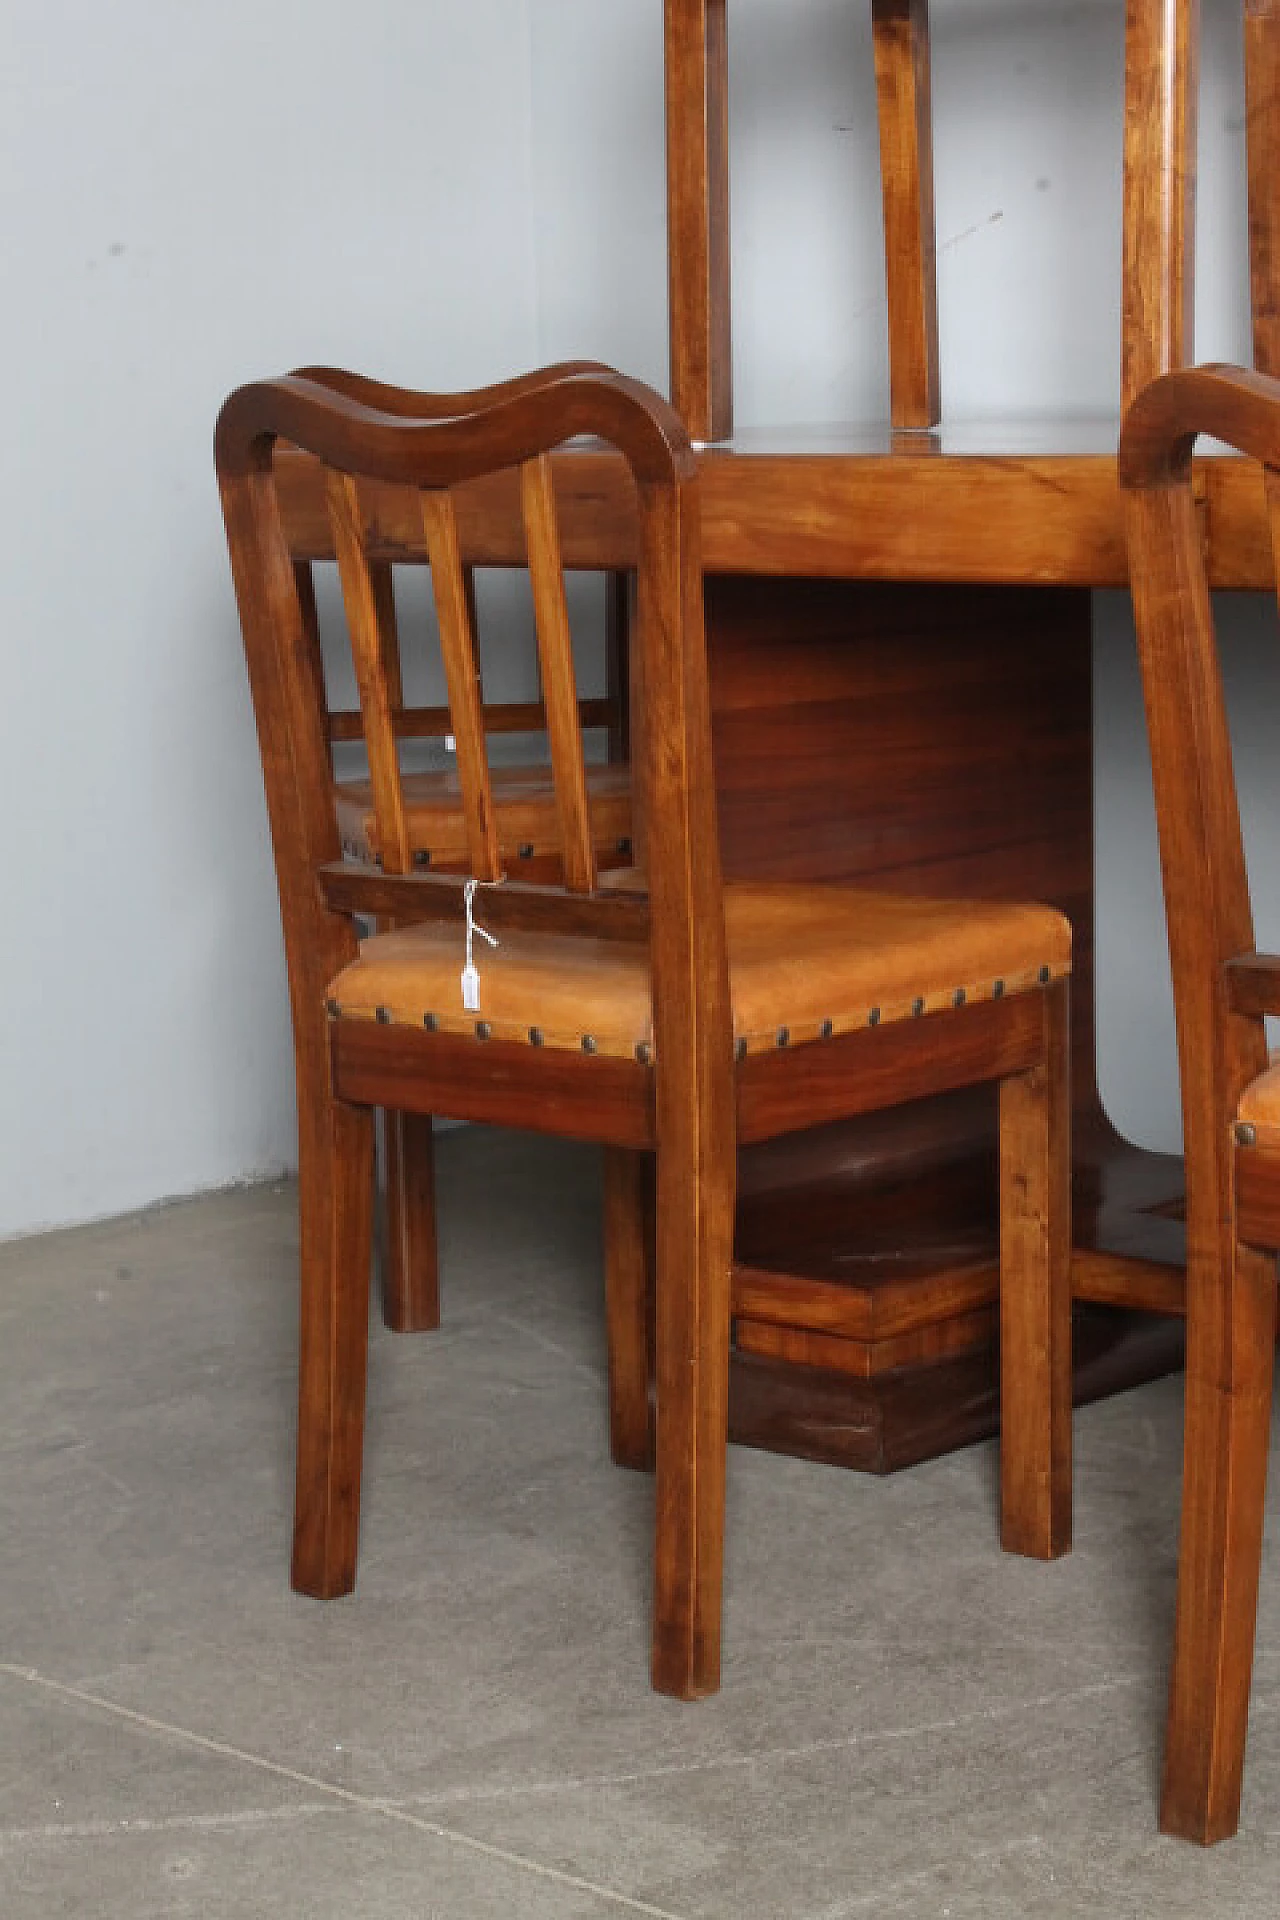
[1246,0,1280,377]
[1121,0,1200,412]
[421,489,502,882]
[369,561,405,715]
[872,0,941,430]
[325,470,412,874]
[294,561,335,777]
[521,455,597,892]
[665,0,732,442]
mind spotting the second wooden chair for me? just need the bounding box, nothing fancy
[1122,362,1280,1843]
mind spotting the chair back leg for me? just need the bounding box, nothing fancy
[998,977,1073,1561]
[380,1109,441,1333]
[604,1146,656,1471]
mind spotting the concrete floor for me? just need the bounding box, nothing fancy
[2,1130,1280,1917]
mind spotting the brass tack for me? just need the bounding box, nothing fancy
[414,849,432,869]
[1237,1122,1258,1148]
[776,1026,790,1048]
[912,996,925,1017]
[953,987,966,1008]
[993,978,1005,999]
[325,998,342,1019]
[528,1026,544,1048]
[1038,965,1051,985]
[735,1037,748,1063]
[375,1006,392,1025]
[868,1007,881,1028]
[423,1012,438,1032]
[475,1020,491,1041]
[516,842,533,860]
[820,1018,833,1040]
[635,1041,652,1065]
[582,1034,597,1055]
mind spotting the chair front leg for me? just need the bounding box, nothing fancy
[1160,1231,1277,1844]
[650,1114,735,1700]
[291,1082,376,1600]
[997,976,1072,1562]
[603,1146,656,1471]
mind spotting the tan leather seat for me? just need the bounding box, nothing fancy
[328,883,1070,1060]
[1235,1061,1280,1147]
[336,762,632,871]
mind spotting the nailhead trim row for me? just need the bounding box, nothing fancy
[325,960,1068,1065]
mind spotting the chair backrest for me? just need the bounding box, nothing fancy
[1119,364,1280,1215]
[216,365,731,1082]
[283,363,626,784]
[665,0,1206,439]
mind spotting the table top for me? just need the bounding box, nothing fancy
[275,416,1274,592]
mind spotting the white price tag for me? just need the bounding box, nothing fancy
[461,962,480,1012]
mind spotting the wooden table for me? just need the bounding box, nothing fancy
[277,424,1272,1468]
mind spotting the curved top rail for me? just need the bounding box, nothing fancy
[215,365,695,490]
[1119,364,1280,489]
[291,360,616,419]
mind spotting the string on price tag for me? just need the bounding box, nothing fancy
[461,877,499,1012]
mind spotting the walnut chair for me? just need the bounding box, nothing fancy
[286,363,632,1336]
[1121,363,1280,1843]
[218,362,1073,1697]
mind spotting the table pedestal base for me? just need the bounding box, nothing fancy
[706,575,1185,1470]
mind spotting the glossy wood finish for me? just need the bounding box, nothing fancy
[1247,0,1280,377]
[1121,364,1280,1844]
[297,362,627,1338]
[998,978,1072,1559]
[664,0,731,441]
[222,362,1076,1700]
[283,473,1192,1444]
[274,436,1276,590]
[871,0,940,428]
[222,365,736,1697]
[1122,0,1199,410]
[663,1,1201,427]
[266,0,1237,1481]
[603,1146,655,1470]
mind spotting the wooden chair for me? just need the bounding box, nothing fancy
[218,361,1073,1696]
[1121,362,1280,1843]
[286,363,632,1335]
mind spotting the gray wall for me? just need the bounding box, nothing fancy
[1,0,1272,1235]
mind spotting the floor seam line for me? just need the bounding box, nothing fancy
[0,1666,691,1919]
[0,1803,345,1848]
[381,1672,1143,1811]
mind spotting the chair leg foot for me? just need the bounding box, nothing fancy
[604,1147,655,1472]
[291,1097,375,1599]
[1159,1236,1276,1845]
[380,1109,440,1333]
[998,978,1072,1562]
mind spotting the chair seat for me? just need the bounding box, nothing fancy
[327,882,1071,1060]
[1237,1062,1280,1149]
[335,761,632,869]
